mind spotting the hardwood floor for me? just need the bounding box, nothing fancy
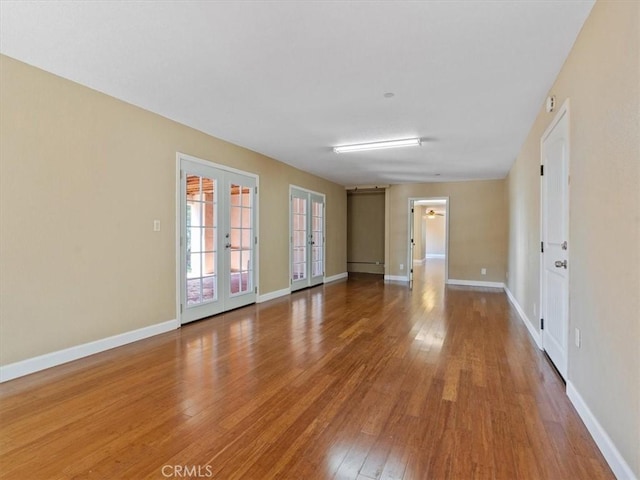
[0,260,613,479]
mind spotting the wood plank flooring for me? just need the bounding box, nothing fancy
[0,261,613,479]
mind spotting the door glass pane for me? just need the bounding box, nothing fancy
[203,228,216,255]
[230,272,241,295]
[202,276,215,301]
[203,252,215,276]
[187,278,202,305]
[187,252,201,279]
[186,174,217,306]
[230,250,241,274]
[230,186,241,206]
[292,196,307,282]
[241,229,251,250]
[311,199,323,276]
[230,228,241,248]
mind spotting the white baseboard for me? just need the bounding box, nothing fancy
[325,272,348,283]
[0,319,179,383]
[384,275,409,282]
[567,381,637,480]
[425,254,446,259]
[446,279,505,289]
[504,286,543,350]
[257,287,291,303]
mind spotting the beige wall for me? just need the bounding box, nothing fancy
[0,55,347,365]
[347,191,385,274]
[385,180,507,282]
[506,1,639,476]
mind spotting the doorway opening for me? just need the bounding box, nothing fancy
[408,197,449,289]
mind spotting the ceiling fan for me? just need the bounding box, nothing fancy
[424,209,444,219]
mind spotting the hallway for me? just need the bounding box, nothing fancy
[0,267,612,479]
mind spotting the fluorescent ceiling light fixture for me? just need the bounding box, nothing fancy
[333,138,421,153]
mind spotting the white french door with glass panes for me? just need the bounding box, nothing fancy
[291,186,325,291]
[179,155,257,324]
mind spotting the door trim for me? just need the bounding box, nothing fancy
[407,196,450,284]
[539,98,571,379]
[176,152,259,324]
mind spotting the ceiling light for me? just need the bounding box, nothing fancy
[333,138,421,154]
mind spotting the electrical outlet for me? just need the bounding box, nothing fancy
[400,263,404,271]
[481,268,486,275]
[575,328,581,348]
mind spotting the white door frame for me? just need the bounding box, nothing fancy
[539,99,570,379]
[176,152,260,324]
[407,197,450,284]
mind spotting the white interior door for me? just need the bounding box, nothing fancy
[291,187,325,291]
[541,101,570,379]
[180,157,256,324]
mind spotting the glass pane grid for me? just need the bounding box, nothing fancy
[229,182,254,297]
[185,174,218,307]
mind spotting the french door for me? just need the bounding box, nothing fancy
[179,156,257,324]
[291,187,325,291]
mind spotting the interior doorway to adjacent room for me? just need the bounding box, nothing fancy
[408,197,449,288]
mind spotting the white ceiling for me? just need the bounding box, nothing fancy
[0,0,594,186]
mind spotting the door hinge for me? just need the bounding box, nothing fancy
[410,268,413,273]
[540,318,544,330]
[255,286,257,293]
[290,278,293,285]
[180,304,183,313]
[255,186,258,194]
[540,165,544,176]
[411,207,414,213]
[541,241,544,253]
[255,236,258,245]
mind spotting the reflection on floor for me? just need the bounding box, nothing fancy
[0,259,613,479]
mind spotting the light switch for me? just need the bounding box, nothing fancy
[153,220,161,232]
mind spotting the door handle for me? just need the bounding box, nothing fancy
[554,260,567,269]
